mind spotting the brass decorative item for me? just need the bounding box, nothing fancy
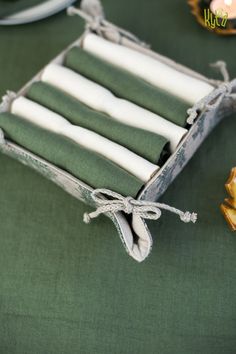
[188,0,236,35]
[221,168,236,231]
[221,204,236,230]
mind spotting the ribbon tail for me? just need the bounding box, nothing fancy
[83,207,106,223]
[210,60,230,82]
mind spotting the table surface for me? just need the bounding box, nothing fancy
[0,1,236,353]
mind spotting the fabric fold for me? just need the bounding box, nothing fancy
[65,46,190,127]
[0,112,143,197]
[27,81,169,165]
[82,33,214,105]
[41,64,187,152]
[11,97,159,182]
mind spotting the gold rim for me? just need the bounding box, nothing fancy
[188,0,236,35]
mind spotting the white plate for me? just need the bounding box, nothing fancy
[0,0,77,25]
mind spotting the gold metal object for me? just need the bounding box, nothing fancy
[220,204,236,230]
[188,0,236,35]
[221,168,236,230]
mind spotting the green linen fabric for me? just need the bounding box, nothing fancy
[0,0,46,18]
[0,1,236,354]
[0,112,143,197]
[65,46,190,127]
[27,81,169,164]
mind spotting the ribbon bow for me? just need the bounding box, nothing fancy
[187,61,236,125]
[67,3,149,47]
[83,189,197,224]
[187,79,236,125]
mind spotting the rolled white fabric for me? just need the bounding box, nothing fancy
[41,64,187,152]
[82,33,214,105]
[11,97,159,182]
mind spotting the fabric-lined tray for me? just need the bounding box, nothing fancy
[0,0,236,262]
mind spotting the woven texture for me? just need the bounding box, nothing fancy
[65,46,190,127]
[27,81,169,164]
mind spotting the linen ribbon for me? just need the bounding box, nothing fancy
[68,0,234,125]
[187,61,236,124]
[67,1,149,47]
[83,188,197,224]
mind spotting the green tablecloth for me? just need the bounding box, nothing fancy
[0,1,236,353]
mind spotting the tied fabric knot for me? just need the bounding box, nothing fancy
[180,211,197,223]
[187,80,234,125]
[83,188,197,224]
[80,0,104,19]
[187,60,232,125]
[205,81,234,111]
[187,107,199,124]
[0,128,5,145]
[67,3,149,47]
[0,91,16,109]
[210,60,230,83]
[85,15,105,37]
[0,91,16,144]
